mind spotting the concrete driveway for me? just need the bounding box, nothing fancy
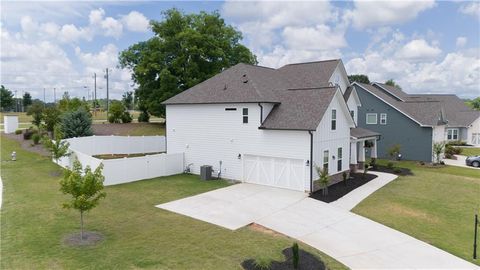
[157,183,477,269]
[444,155,480,170]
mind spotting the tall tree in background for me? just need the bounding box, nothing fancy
[466,97,480,110]
[122,91,134,110]
[23,92,32,109]
[348,74,370,84]
[119,8,257,117]
[0,85,14,111]
[385,79,402,89]
[27,101,44,129]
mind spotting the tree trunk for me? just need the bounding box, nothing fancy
[80,211,84,240]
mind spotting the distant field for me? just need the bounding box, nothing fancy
[92,122,165,136]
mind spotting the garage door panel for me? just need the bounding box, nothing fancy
[244,154,305,191]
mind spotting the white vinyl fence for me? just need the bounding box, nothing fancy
[55,136,183,186]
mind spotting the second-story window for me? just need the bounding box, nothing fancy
[331,109,337,130]
[243,108,248,123]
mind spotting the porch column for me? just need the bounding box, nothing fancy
[358,141,365,163]
[371,139,378,158]
[350,142,357,164]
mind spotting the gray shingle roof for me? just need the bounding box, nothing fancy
[372,82,409,101]
[351,127,380,139]
[356,82,480,127]
[164,60,343,131]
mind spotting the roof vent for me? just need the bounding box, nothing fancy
[242,74,248,83]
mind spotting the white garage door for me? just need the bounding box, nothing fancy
[243,154,307,191]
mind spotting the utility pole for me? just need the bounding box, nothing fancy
[105,68,109,114]
[93,72,97,115]
[53,87,56,103]
[14,90,18,112]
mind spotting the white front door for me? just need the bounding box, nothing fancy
[243,154,306,191]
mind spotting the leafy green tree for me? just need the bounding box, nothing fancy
[60,109,93,138]
[348,74,370,84]
[466,97,480,110]
[60,160,106,240]
[23,92,32,109]
[26,101,44,129]
[119,8,257,117]
[385,79,402,89]
[108,100,128,123]
[122,91,134,110]
[58,92,90,112]
[0,85,14,111]
[43,106,62,135]
[43,126,70,163]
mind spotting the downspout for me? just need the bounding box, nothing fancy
[258,103,263,124]
[308,130,313,194]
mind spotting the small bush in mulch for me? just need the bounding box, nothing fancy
[370,165,413,176]
[241,247,325,270]
[63,231,104,247]
[15,129,23,135]
[310,173,377,203]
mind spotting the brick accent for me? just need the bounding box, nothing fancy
[312,170,349,192]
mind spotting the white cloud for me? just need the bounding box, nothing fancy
[396,39,442,61]
[59,24,91,43]
[100,17,123,38]
[282,25,346,51]
[456,36,467,48]
[346,0,435,29]
[257,46,342,68]
[122,11,150,32]
[459,2,480,17]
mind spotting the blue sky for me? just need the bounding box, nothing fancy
[1,1,479,101]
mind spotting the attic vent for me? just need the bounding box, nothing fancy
[242,74,248,83]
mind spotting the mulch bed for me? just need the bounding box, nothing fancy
[241,247,325,270]
[2,133,50,157]
[63,231,104,247]
[310,173,377,203]
[370,165,413,176]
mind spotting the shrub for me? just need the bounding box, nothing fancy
[447,140,467,146]
[121,111,133,123]
[253,256,272,270]
[138,110,150,122]
[108,101,125,123]
[43,106,61,133]
[387,144,401,160]
[15,129,22,134]
[387,161,394,169]
[432,142,445,164]
[60,109,93,139]
[370,158,377,170]
[342,171,348,181]
[32,133,41,145]
[23,128,37,140]
[315,165,330,196]
[445,144,463,159]
[393,167,402,174]
[292,242,299,269]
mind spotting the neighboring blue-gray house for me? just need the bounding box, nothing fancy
[349,82,480,162]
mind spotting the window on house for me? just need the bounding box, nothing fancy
[366,113,377,124]
[447,128,459,140]
[331,109,337,130]
[323,150,329,173]
[337,147,342,172]
[242,108,248,123]
[380,113,387,125]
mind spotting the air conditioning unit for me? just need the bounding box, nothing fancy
[200,165,212,180]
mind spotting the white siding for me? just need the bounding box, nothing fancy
[329,63,350,94]
[261,102,275,122]
[312,92,352,179]
[467,117,480,145]
[347,96,359,124]
[432,125,446,144]
[166,103,311,191]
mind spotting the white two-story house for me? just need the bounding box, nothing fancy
[163,60,378,193]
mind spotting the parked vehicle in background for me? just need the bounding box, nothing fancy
[465,155,480,167]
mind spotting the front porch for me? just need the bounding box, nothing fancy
[350,127,381,171]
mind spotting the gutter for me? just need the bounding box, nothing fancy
[308,130,313,194]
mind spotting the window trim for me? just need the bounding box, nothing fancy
[337,147,342,172]
[380,113,387,125]
[331,109,337,130]
[323,149,329,173]
[366,113,378,125]
[447,128,459,140]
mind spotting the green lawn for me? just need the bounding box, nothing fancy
[353,159,480,265]
[0,136,346,270]
[459,147,480,157]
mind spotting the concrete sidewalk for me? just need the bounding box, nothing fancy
[330,171,397,210]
